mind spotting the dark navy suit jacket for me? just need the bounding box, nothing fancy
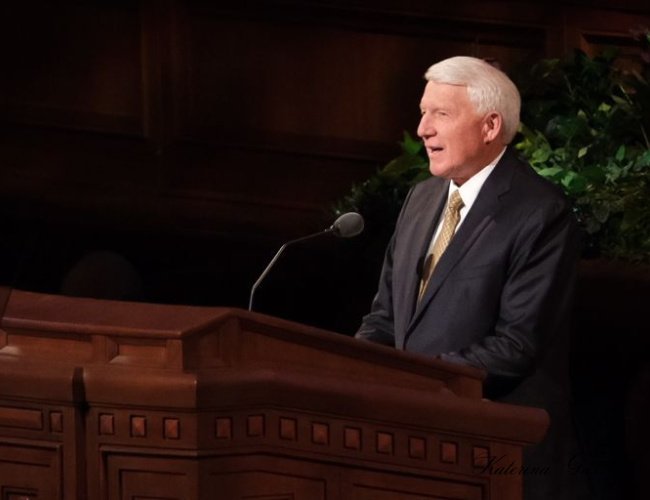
[356,147,583,498]
[356,146,580,407]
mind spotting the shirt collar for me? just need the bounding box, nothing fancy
[449,147,506,212]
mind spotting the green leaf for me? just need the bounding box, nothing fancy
[400,131,422,156]
[537,166,564,177]
[615,145,626,162]
[561,171,588,194]
[531,148,552,164]
[634,149,650,168]
[597,102,612,113]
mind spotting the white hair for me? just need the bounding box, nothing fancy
[424,56,521,143]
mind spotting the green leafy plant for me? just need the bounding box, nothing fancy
[516,47,650,261]
[336,41,650,262]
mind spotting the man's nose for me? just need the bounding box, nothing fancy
[417,114,434,138]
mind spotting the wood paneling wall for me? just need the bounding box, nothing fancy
[2,0,648,234]
[0,0,648,318]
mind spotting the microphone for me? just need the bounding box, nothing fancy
[330,211,364,238]
[248,212,364,311]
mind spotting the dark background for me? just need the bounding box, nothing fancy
[0,0,647,330]
[0,2,649,497]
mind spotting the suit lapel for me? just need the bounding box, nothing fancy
[396,178,449,338]
[407,150,517,333]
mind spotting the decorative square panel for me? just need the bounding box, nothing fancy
[441,441,458,464]
[376,432,394,455]
[408,436,426,459]
[344,427,362,450]
[215,417,232,439]
[311,422,329,445]
[130,416,147,438]
[473,446,490,468]
[247,415,265,437]
[163,418,180,440]
[279,418,297,441]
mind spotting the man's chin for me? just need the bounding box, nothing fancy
[428,164,451,179]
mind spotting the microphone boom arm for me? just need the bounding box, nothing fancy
[248,228,333,311]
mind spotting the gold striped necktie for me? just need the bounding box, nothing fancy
[418,190,465,302]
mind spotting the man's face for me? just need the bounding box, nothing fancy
[417,81,496,185]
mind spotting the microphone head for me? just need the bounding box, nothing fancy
[331,212,364,238]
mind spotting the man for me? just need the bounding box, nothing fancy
[356,56,581,499]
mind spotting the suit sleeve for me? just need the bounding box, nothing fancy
[440,197,580,386]
[354,187,417,346]
[355,233,397,345]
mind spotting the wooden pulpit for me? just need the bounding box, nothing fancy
[0,290,547,499]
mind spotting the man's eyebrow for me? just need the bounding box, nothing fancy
[420,104,451,112]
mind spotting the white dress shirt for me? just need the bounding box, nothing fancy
[426,147,506,251]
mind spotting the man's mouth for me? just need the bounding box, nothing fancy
[427,146,444,155]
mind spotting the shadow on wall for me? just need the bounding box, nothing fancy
[572,260,650,500]
[60,250,143,301]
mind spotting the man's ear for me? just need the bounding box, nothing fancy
[482,112,503,143]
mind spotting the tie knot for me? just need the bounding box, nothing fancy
[448,190,464,213]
